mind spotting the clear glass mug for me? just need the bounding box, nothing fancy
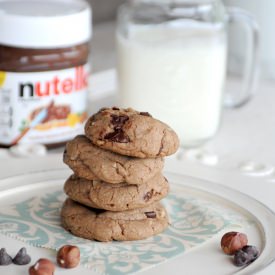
[116,0,259,147]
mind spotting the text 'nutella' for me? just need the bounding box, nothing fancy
[0,0,92,147]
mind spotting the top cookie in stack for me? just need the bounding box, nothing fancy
[61,107,179,242]
[84,107,179,158]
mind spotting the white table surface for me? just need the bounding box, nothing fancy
[1,22,275,275]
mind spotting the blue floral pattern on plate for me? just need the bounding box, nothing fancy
[0,186,247,275]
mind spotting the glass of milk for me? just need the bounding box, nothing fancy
[116,0,258,147]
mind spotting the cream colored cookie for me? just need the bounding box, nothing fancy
[61,198,169,242]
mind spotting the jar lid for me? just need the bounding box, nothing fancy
[0,0,92,48]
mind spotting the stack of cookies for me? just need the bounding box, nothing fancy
[61,107,179,242]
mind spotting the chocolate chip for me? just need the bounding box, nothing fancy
[233,245,259,267]
[110,114,129,128]
[140,112,152,117]
[104,129,130,143]
[144,189,154,202]
[104,131,118,140]
[112,107,120,110]
[104,113,130,143]
[242,245,259,262]
[0,248,12,265]
[12,247,31,265]
[145,211,157,218]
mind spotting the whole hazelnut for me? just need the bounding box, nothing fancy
[29,258,55,275]
[221,231,248,255]
[57,245,80,268]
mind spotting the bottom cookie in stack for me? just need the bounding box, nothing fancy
[61,198,169,242]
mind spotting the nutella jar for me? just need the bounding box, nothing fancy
[0,0,92,147]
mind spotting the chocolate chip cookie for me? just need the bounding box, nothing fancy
[64,135,164,184]
[61,198,169,241]
[64,173,169,211]
[84,107,180,158]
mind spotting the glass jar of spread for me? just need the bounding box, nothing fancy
[0,0,92,147]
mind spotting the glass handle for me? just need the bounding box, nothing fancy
[224,7,259,108]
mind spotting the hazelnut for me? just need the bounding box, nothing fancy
[221,231,248,255]
[57,245,80,268]
[29,258,55,275]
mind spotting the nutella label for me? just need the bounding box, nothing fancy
[0,64,89,145]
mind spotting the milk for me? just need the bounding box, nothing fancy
[117,22,227,146]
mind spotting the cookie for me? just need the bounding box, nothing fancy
[64,135,164,184]
[84,107,180,158]
[61,198,169,241]
[64,173,169,211]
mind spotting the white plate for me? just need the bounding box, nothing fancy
[0,169,274,275]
